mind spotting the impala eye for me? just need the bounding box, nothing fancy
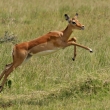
[72,21,76,24]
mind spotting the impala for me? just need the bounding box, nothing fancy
[0,13,93,92]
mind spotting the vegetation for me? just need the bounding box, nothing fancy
[0,0,110,109]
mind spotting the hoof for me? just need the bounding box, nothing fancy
[72,58,75,61]
[0,86,3,93]
[89,49,93,53]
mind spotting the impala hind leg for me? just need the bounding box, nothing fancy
[0,63,13,81]
[0,61,23,92]
[0,49,16,81]
[0,47,28,92]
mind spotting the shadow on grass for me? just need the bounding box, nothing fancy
[0,77,110,108]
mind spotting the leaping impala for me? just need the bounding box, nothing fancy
[0,13,93,92]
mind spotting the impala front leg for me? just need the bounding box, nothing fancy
[67,41,93,53]
[68,37,77,61]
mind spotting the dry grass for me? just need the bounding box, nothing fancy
[0,0,110,109]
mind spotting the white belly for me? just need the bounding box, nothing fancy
[36,48,61,56]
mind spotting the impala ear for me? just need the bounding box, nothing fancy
[73,13,78,19]
[75,13,78,16]
[64,14,70,21]
[74,13,78,19]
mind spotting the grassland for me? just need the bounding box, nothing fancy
[0,0,110,109]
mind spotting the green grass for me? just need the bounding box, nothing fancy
[0,0,110,109]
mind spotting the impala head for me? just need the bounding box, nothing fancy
[64,13,84,30]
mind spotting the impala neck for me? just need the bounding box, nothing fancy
[62,24,73,41]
